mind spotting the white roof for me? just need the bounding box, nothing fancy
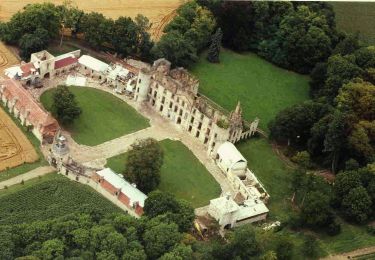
[78,55,109,73]
[66,75,86,87]
[235,199,269,221]
[4,66,23,78]
[107,64,129,80]
[210,196,240,215]
[217,142,247,167]
[97,168,147,207]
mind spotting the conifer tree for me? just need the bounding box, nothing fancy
[207,28,223,63]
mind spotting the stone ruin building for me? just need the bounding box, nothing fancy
[134,58,259,156]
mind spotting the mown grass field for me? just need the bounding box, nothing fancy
[0,173,122,225]
[331,2,375,45]
[40,86,150,146]
[191,49,310,130]
[106,139,221,208]
[238,137,375,256]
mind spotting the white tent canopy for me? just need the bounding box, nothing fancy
[78,55,109,73]
[217,142,247,172]
[66,75,86,87]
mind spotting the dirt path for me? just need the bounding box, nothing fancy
[0,166,55,189]
[322,245,375,259]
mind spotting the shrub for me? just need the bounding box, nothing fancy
[327,219,341,236]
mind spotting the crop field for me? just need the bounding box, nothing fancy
[106,139,221,208]
[0,107,38,172]
[331,2,375,45]
[0,173,122,225]
[0,42,19,76]
[0,0,181,39]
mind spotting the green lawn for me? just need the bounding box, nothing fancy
[238,137,375,256]
[237,137,294,221]
[0,105,48,182]
[191,49,310,130]
[106,139,221,208]
[0,173,122,225]
[40,86,150,146]
[331,2,375,45]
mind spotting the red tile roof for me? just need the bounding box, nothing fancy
[20,62,36,77]
[54,56,78,70]
[0,79,59,138]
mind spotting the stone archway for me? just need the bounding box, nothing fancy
[44,72,50,79]
[177,117,181,124]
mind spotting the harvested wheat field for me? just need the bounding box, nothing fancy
[0,0,181,39]
[0,107,38,172]
[0,42,19,77]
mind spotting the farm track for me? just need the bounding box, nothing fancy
[152,9,177,40]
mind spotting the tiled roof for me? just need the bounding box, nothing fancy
[20,62,36,77]
[0,79,59,136]
[97,168,147,207]
[54,56,78,69]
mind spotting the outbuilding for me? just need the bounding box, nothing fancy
[216,141,247,175]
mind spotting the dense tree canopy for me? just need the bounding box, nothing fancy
[0,3,60,44]
[144,190,195,232]
[19,28,50,60]
[51,86,82,126]
[125,138,164,193]
[152,1,215,67]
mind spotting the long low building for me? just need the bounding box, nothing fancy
[208,195,269,229]
[0,79,59,143]
[92,168,147,216]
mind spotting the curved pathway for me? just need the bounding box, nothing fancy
[35,76,236,196]
[0,166,55,190]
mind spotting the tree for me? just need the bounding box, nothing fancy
[324,111,349,173]
[57,2,84,39]
[159,244,193,260]
[337,80,375,121]
[269,101,329,147]
[291,151,311,169]
[300,191,333,227]
[275,237,294,260]
[152,1,215,67]
[333,170,362,203]
[81,12,113,49]
[0,3,60,44]
[333,33,360,56]
[19,28,50,60]
[34,239,65,260]
[151,31,198,68]
[144,191,195,232]
[125,138,163,193]
[323,54,363,100]
[207,28,223,63]
[215,225,260,259]
[259,5,333,73]
[111,16,138,57]
[143,221,181,259]
[342,186,372,223]
[302,235,319,258]
[51,86,82,125]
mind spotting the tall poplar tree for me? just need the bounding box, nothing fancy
[207,28,223,63]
